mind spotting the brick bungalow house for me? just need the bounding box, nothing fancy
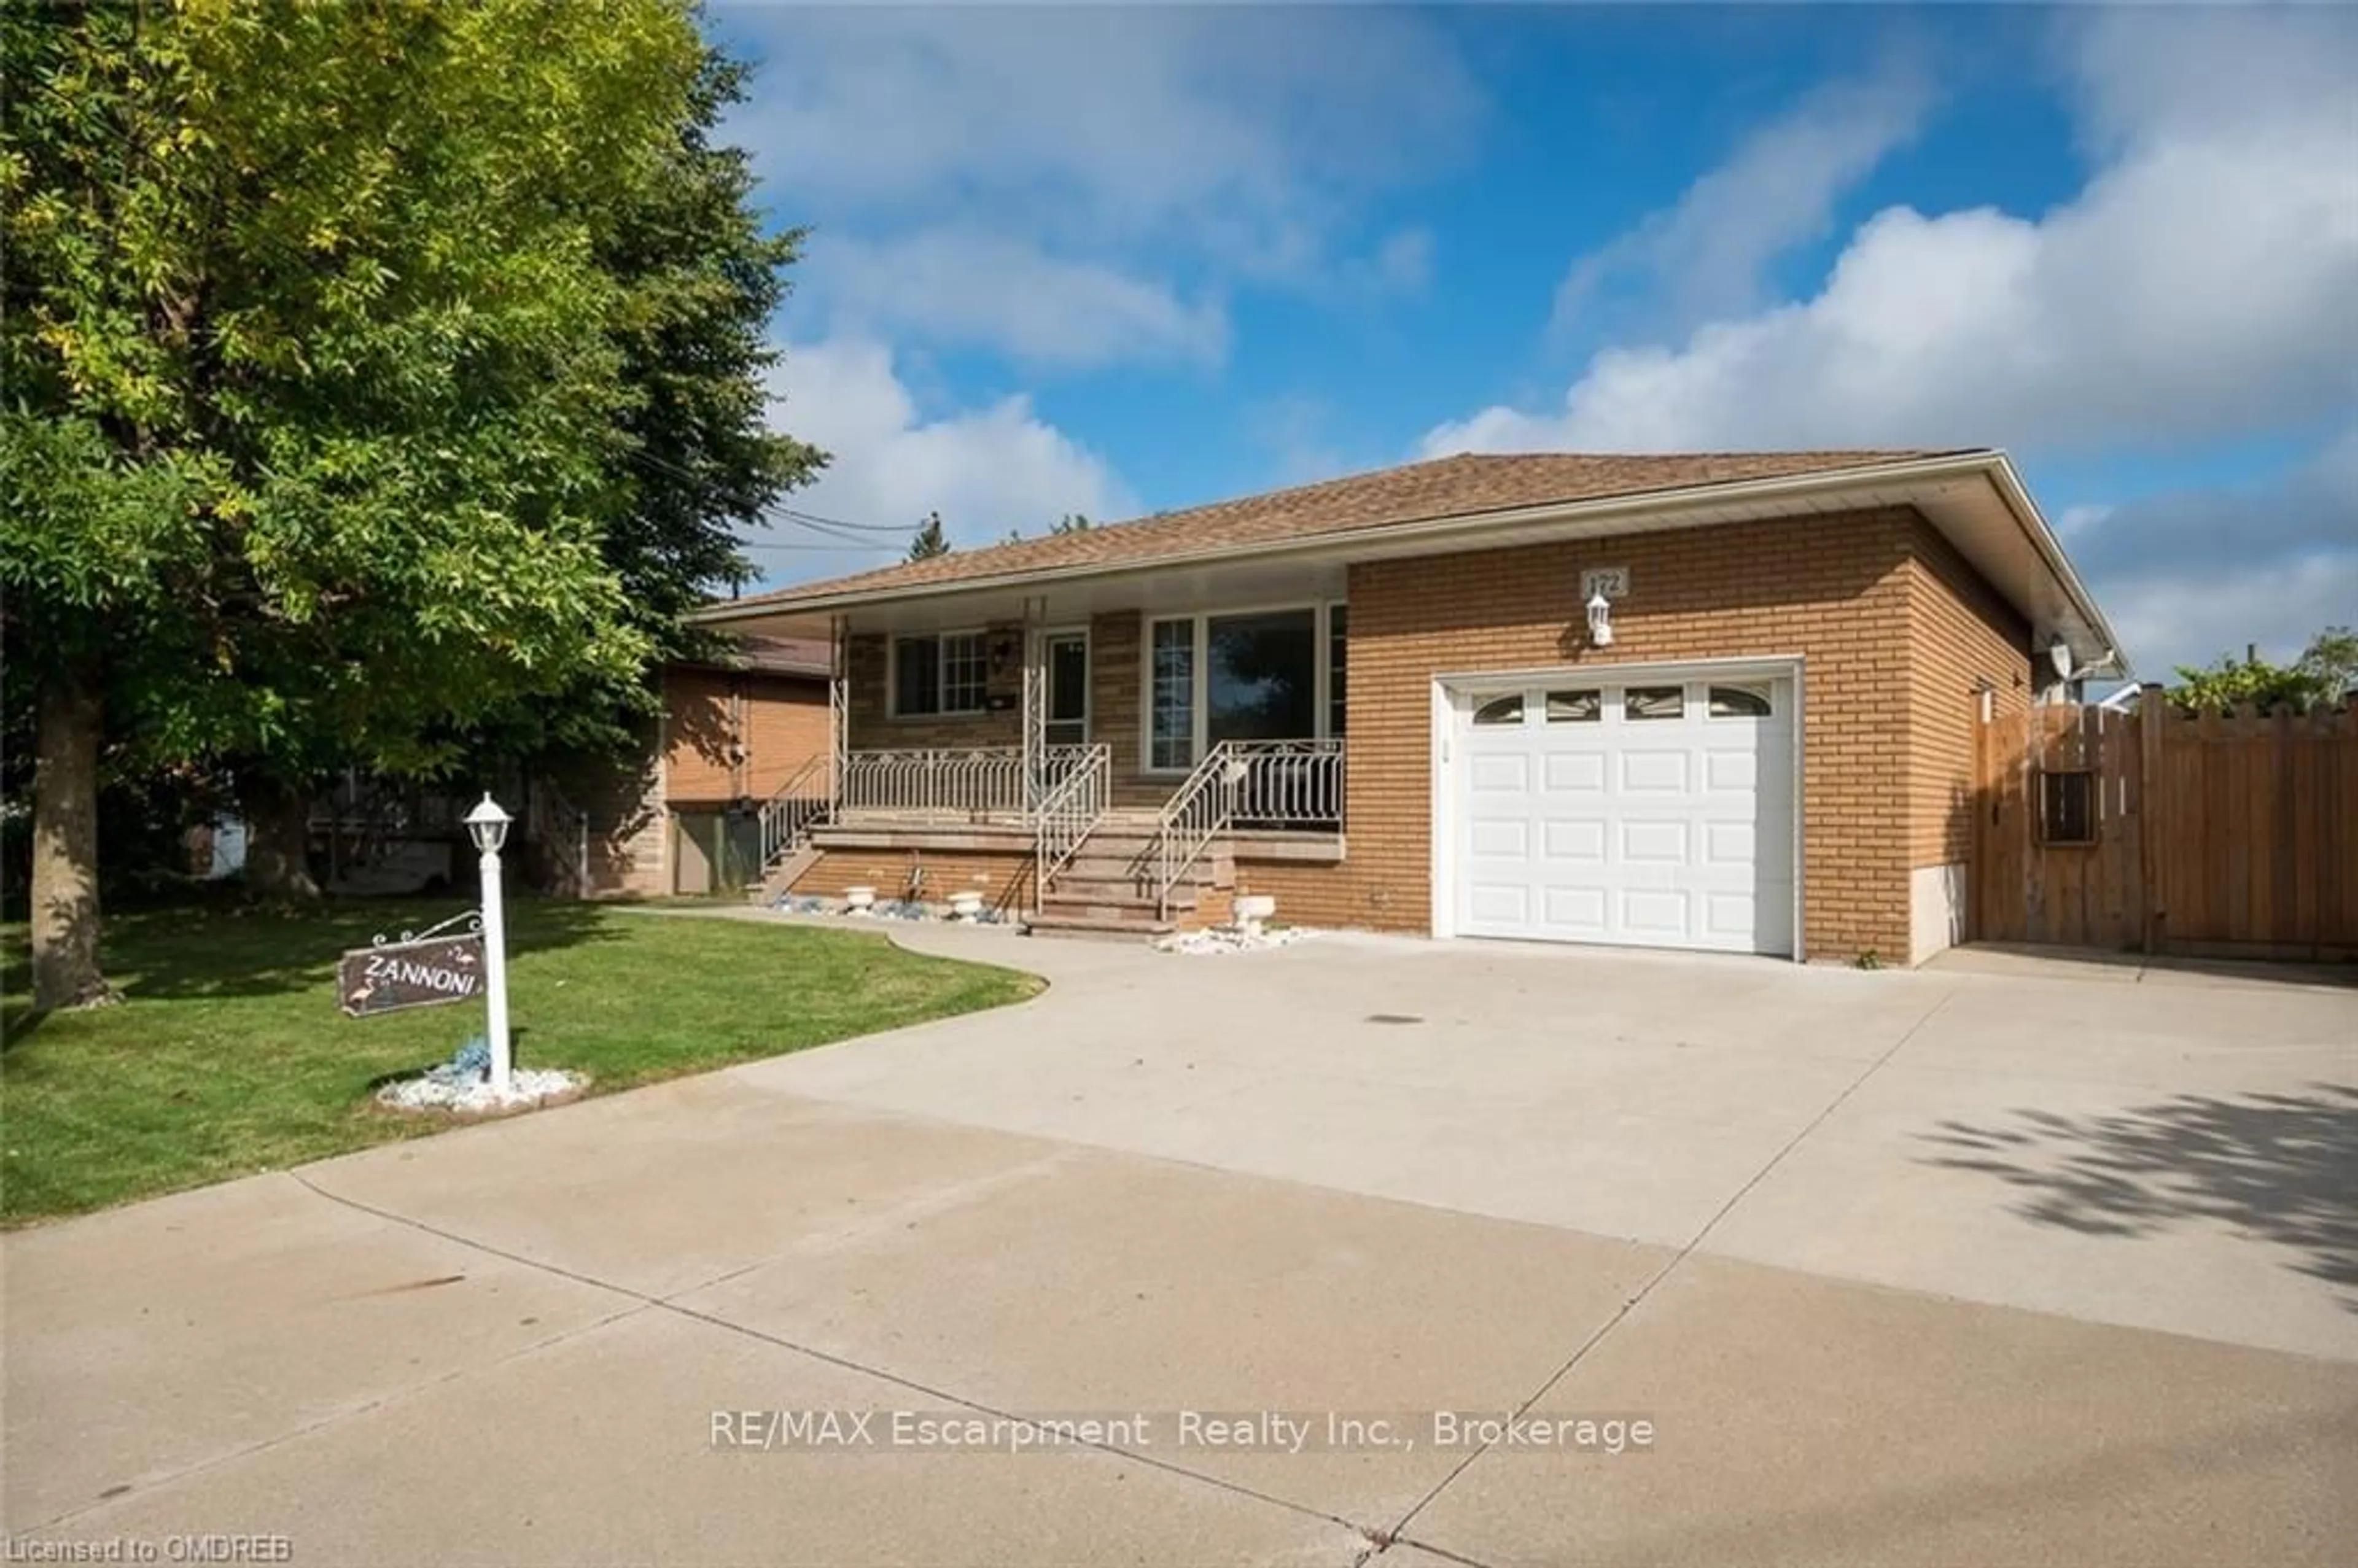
[694,450,2125,964]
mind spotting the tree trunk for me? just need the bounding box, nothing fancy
[241,774,322,901]
[29,666,114,1011]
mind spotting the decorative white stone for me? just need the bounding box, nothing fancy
[844,886,876,913]
[376,1068,586,1116]
[948,890,984,922]
[1154,925,1315,957]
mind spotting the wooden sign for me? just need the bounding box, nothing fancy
[338,933,484,1018]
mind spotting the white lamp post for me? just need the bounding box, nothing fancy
[462,794,513,1095]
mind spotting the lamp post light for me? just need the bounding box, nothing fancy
[462,794,513,1095]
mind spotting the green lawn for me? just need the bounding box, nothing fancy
[0,900,1041,1225]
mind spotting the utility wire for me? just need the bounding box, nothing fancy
[623,443,924,539]
[772,505,920,535]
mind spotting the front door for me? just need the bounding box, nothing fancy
[1046,632,1088,747]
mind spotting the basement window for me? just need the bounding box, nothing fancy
[2037,769,2098,846]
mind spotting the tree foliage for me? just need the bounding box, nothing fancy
[2168,627,2358,714]
[1,0,806,997]
[588,50,827,673]
[907,510,951,561]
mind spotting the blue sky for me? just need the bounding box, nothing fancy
[712,2,2356,678]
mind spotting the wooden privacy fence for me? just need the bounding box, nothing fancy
[1976,689,2358,959]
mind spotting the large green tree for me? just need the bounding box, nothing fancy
[1,1,717,1006]
[447,45,829,798]
[587,49,826,673]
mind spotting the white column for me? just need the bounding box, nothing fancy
[830,615,848,800]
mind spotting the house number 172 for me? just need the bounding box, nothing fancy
[1582,566,1630,601]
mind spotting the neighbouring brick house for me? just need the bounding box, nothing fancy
[531,634,833,897]
[695,450,2124,964]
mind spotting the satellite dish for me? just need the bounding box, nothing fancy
[2047,640,2074,681]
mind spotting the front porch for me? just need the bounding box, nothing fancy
[747,594,1351,932]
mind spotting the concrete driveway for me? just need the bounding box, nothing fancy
[7,915,2355,1566]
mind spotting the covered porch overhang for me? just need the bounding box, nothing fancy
[733,549,1352,854]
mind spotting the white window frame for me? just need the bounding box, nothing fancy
[1426,654,1808,960]
[888,628,989,720]
[1140,601,1345,776]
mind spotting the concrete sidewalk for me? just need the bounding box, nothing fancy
[7,915,2355,1565]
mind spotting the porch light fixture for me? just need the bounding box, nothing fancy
[1586,589,1615,648]
[463,793,512,855]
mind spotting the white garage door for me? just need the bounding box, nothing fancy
[1453,672,1796,955]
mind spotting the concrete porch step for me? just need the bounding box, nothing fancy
[1046,874,1167,904]
[1039,891,1170,920]
[1057,834,1160,856]
[1022,910,1173,942]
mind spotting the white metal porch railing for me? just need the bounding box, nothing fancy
[835,745,1099,821]
[1033,743,1111,891]
[758,745,1105,874]
[1150,738,1344,917]
[757,753,837,871]
[840,747,1027,818]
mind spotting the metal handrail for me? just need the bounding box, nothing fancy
[758,752,837,869]
[1032,744,1111,895]
[1151,743,1248,919]
[1150,739,1345,917]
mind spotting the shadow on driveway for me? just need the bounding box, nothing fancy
[1919,1083,2358,1309]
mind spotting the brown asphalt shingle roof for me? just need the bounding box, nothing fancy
[722,449,1966,610]
[669,632,832,679]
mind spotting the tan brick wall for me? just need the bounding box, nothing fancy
[846,624,1026,751]
[740,680,831,801]
[787,847,1034,914]
[663,670,737,801]
[1089,604,1146,787]
[1313,507,1923,961]
[545,726,670,898]
[1904,516,2031,872]
[1232,856,1366,930]
[662,670,830,805]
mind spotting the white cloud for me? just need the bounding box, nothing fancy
[2098,551,2356,683]
[754,338,1136,577]
[721,3,1477,364]
[1553,66,1932,336]
[726,6,1476,255]
[812,228,1227,370]
[2060,427,2358,677]
[1429,7,2358,458]
[1421,7,2357,683]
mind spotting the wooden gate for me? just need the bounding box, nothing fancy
[1976,689,2358,959]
